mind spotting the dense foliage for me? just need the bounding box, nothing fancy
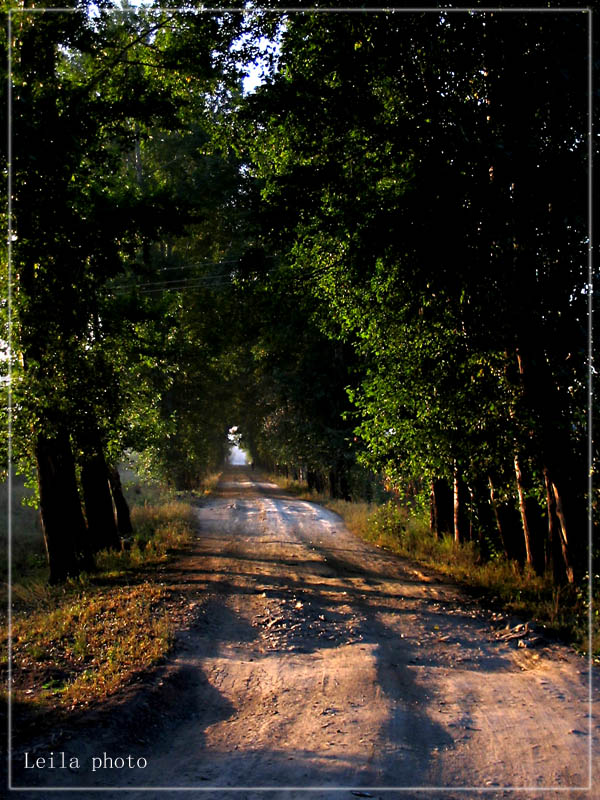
[3,4,594,587]
[5,0,247,580]
[238,9,593,582]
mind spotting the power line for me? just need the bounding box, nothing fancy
[110,254,278,290]
[151,255,277,274]
[111,277,236,295]
[112,274,233,291]
[109,257,335,296]
[123,280,234,296]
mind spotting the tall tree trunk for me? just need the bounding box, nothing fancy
[430,478,453,538]
[36,429,92,583]
[80,435,120,553]
[364,473,373,503]
[328,468,336,498]
[514,454,535,570]
[453,462,466,544]
[453,466,460,543]
[545,469,575,584]
[430,480,438,538]
[544,468,571,584]
[108,467,133,536]
[547,474,578,583]
[339,465,351,502]
[467,485,475,543]
[515,347,582,578]
[134,139,143,186]
[470,480,496,560]
[308,469,325,493]
[330,460,350,501]
[487,476,509,558]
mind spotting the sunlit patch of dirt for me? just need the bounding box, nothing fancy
[9,466,598,798]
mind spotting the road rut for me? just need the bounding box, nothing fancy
[11,466,598,799]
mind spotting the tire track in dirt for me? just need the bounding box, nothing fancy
[10,466,598,799]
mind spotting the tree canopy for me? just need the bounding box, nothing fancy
[237,8,592,579]
[3,3,594,584]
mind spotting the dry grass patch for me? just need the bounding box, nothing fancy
[194,471,222,496]
[320,498,374,541]
[3,499,198,719]
[10,584,171,711]
[264,474,312,498]
[303,494,597,660]
[100,500,197,573]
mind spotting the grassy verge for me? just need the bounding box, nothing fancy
[10,583,172,712]
[269,473,598,660]
[2,469,219,726]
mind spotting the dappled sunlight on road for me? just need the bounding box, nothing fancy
[12,466,597,797]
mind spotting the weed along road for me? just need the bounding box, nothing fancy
[12,466,598,799]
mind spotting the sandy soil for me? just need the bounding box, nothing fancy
[10,466,598,799]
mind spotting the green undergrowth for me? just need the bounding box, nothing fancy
[1,470,214,722]
[269,474,598,660]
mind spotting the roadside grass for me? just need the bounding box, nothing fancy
[266,475,309,497]
[341,499,598,659]
[191,471,222,496]
[267,473,598,659]
[2,467,218,724]
[9,583,171,712]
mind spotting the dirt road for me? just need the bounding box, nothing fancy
[11,467,598,798]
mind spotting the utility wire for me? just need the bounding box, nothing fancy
[119,281,234,296]
[150,255,276,273]
[112,274,234,291]
[110,258,333,296]
[111,277,237,295]
[110,254,278,289]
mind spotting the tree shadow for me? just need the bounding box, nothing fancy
[10,658,236,791]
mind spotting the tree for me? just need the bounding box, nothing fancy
[240,9,591,580]
[7,1,245,579]
[232,259,360,498]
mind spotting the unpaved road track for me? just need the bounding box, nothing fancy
[11,467,598,799]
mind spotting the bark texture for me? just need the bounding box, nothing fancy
[36,429,91,583]
[109,466,134,536]
[81,449,121,553]
[514,454,535,570]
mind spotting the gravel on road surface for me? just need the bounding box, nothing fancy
[11,466,598,800]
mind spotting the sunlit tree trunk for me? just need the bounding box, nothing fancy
[453,467,460,543]
[430,480,438,538]
[453,462,467,544]
[516,348,579,582]
[544,468,570,583]
[544,469,574,584]
[513,453,535,570]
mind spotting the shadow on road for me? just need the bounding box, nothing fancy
[9,467,591,797]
